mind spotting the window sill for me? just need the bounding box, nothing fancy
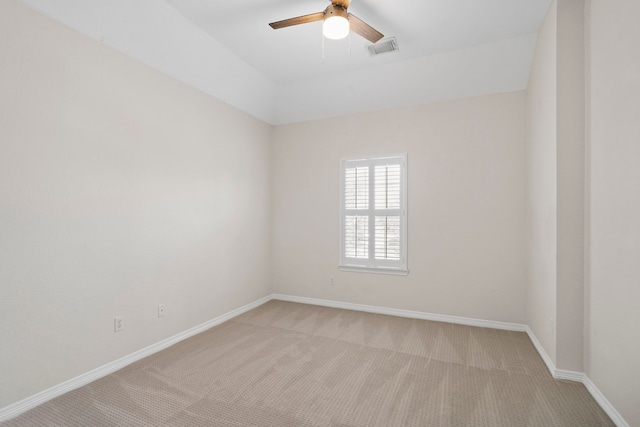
[339,265,409,276]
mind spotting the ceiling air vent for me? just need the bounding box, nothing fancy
[367,37,399,57]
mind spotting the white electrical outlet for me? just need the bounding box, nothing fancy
[158,304,166,318]
[114,316,124,332]
[330,276,335,285]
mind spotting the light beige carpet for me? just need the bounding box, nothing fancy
[2,300,614,426]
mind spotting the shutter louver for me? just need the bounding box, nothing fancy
[345,216,369,258]
[344,167,369,260]
[375,216,401,260]
[374,165,401,210]
[345,167,369,210]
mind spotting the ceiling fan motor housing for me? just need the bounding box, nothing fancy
[324,4,348,21]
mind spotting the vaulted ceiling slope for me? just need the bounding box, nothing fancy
[15,0,552,125]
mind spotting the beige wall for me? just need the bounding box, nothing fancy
[272,92,527,323]
[555,0,585,373]
[526,0,586,373]
[526,0,558,364]
[587,0,640,424]
[0,1,272,407]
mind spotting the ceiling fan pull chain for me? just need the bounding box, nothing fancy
[322,33,325,64]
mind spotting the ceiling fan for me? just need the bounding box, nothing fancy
[269,0,384,43]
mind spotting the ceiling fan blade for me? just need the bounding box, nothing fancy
[348,13,383,43]
[333,0,351,8]
[269,12,325,30]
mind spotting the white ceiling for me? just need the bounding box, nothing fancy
[16,0,551,125]
[167,0,550,84]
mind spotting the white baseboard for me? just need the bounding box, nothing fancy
[583,376,630,427]
[0,295,272,422]
[2,294,630,427]
[525,327,629,427]
[272,294,527,332]
[554,368,585,382]
[525,326,559,378]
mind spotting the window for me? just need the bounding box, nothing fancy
[340,154,408,274]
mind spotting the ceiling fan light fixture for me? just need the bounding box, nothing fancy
[323,6,349,40]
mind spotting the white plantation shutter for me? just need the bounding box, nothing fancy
[374,164,402,262]
[344,216,368,258]
[345,166,369,210]
[340,154,407,274]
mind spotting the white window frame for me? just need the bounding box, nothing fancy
[339,154,408,275]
